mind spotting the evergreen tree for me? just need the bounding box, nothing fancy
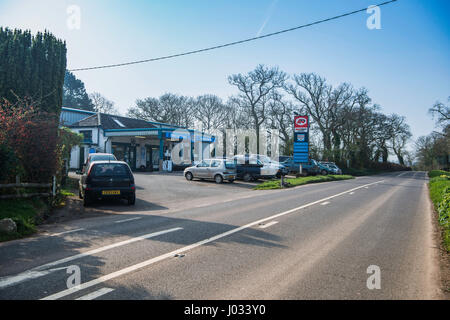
[0,27,67,114]
[62,70,94,111]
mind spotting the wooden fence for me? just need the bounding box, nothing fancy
[0,176,56,200]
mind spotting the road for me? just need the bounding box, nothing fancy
[0,171,442,300]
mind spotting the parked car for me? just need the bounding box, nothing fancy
[184,159,236,184]
[247,154,289,178]
[233,155,279,182]
[320,162,343,175]
[78,161,136,206]
[79,153,117,174]
[317,162,336,175]
[280,157,320,176]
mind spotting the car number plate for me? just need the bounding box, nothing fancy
[102,190,120,195]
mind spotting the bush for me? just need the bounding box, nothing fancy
[0,99,59,183]
[342,162,412,176]
[429,170,450,178]
[0,144,19,183]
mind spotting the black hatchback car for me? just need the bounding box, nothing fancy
[78,161,136,206]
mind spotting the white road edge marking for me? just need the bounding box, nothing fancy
[0,227,183,290]
[41,179,385,300]
[320,201,330,206]
[114,217,142,224]
[259,221,278,229]
[49,228,85,237]
[397,171,409,177]
[75,287,115,300]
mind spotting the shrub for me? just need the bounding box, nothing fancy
[429,170,450,178]
[0,99,59,183]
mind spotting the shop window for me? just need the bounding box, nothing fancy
[80,130,92,144]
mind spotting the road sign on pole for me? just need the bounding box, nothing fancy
[293,115,309,164]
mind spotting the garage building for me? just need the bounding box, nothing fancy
[60,107,214,171]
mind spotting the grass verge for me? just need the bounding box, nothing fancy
[254,174,354,190]
[428,171,450,252]
[0,176,79,242]
[0,198,47,242]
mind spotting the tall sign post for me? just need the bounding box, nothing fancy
[293,115,310,172]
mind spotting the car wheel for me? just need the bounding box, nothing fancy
[243,173,252,182]
[185,172,193,181]
[83,194,92,207]
[321,170,328,175]
[128,194,136,205]
[214,174,223,184]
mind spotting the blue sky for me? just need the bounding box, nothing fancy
[0,0,449,147]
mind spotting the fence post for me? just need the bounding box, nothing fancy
[52,176,56,197]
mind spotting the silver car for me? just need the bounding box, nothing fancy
[184,159,237,184]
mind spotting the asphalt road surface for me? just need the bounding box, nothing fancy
[0,171,442,300]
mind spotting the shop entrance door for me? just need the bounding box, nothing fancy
[152,147,160,171]
[126,145,136,171]
[145,146,153,171]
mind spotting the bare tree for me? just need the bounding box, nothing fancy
[285,73,332,157]
[127,93,193,127]
[285,73,356,162]
[89,92,119,115]
[192,94,228,132]
[267,91,298,155]
[429,97,450,128]
[228,64,287,154]
[388,114,412,166]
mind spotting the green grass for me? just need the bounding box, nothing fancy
[0,176,79,242]
[428,171,450,252]
[429,170,450,179]
[254,175,354,190]
[0,198,47,241]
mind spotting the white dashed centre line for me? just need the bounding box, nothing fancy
[75,287,115,300]
[114,217,142,224]
[259,221,278,229]
[49,228,85,237]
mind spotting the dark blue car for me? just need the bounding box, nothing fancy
[279,157,320,176]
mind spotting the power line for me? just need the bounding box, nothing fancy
[69,0,398,72]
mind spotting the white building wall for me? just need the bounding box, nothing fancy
[70,145,80,169]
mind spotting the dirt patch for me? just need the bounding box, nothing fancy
[43,196,112,224]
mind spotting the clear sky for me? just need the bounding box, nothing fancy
[0,0,449,147]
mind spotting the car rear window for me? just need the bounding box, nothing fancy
[90,155,116,162]
[91,164,130,177]
[225,161,236,169]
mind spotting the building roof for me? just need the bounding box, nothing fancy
[70,113,158,130]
